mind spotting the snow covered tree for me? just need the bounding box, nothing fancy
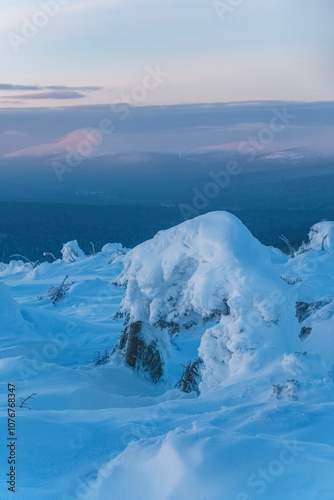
[175,358,203,395]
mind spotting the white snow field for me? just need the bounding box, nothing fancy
[0,212,334,500]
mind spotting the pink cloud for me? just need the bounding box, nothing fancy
[5,129,101,158]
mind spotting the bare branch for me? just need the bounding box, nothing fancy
[48,275,73,305]
[43,252,57,261]
[89,242,96,255]
[19,393,37,410]
[9,254,40,268]
[279,235,295,258]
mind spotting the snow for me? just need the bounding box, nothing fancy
[307,221,334,252]
[0,282,23,329]
[61,240,86,262]
[0,212,334,499]
[116,212,301,387]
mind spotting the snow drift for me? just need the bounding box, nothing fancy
[0,282,23,332]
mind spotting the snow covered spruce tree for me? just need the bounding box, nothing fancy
[112,211,312,390]
[175,358,203,394]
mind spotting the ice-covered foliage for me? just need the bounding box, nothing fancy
[92,348,110,366]
[61,240,85,262]
[283,220,334,369]
[114,212,302,386]
[175,358,203,395]
[47,275,72,305]
[307,221,334,252]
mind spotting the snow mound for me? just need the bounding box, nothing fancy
[0,260,34,277]
[307,221,334,252]
[0,282,23,332]
[115,212,301,386]
[61,240,85,262]
[101,243,123,255]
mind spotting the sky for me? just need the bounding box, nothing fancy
[1,101,334,159]
[0,0,333,109]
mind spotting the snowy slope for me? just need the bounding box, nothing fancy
[0,213,334,500]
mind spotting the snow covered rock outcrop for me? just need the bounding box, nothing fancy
[113,212,302,385]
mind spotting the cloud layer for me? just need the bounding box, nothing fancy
[4,91,85,100]
[0,84,101,91]
[2,101,334,159]
[0,84,101,101]
[1,0,333,107]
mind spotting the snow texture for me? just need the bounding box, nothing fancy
[0,215,334,500]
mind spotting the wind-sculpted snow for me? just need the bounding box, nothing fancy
[1,215,334,499]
